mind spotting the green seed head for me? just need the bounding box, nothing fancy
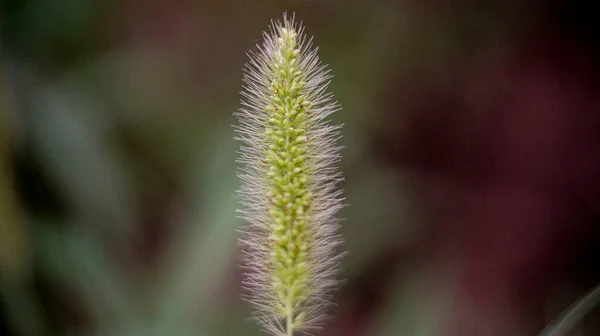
[235,13,344,336]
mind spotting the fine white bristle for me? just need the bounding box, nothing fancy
[234,13,344,336]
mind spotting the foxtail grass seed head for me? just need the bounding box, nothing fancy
[234,13,344,336]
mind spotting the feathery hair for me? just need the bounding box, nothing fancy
[234,13,344,336]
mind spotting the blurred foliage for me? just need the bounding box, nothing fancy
[6,0,592,335]
[1,0,424,334]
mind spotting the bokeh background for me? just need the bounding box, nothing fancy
[2,0,600,335]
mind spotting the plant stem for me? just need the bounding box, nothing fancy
[538,282,600,336]
[286,296,294,336]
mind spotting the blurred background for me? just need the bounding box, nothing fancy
[2,0,600,335]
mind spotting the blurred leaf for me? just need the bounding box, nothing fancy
[538,283,600,336]
[28,80,138,242]
[35,223,137,325]
[152,120,240,323]
[0,79,46,336]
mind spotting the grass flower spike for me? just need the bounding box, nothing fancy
[234,13,344,336]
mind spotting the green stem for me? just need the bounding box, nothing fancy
[286,295,294,336]
[538,282,600,336]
